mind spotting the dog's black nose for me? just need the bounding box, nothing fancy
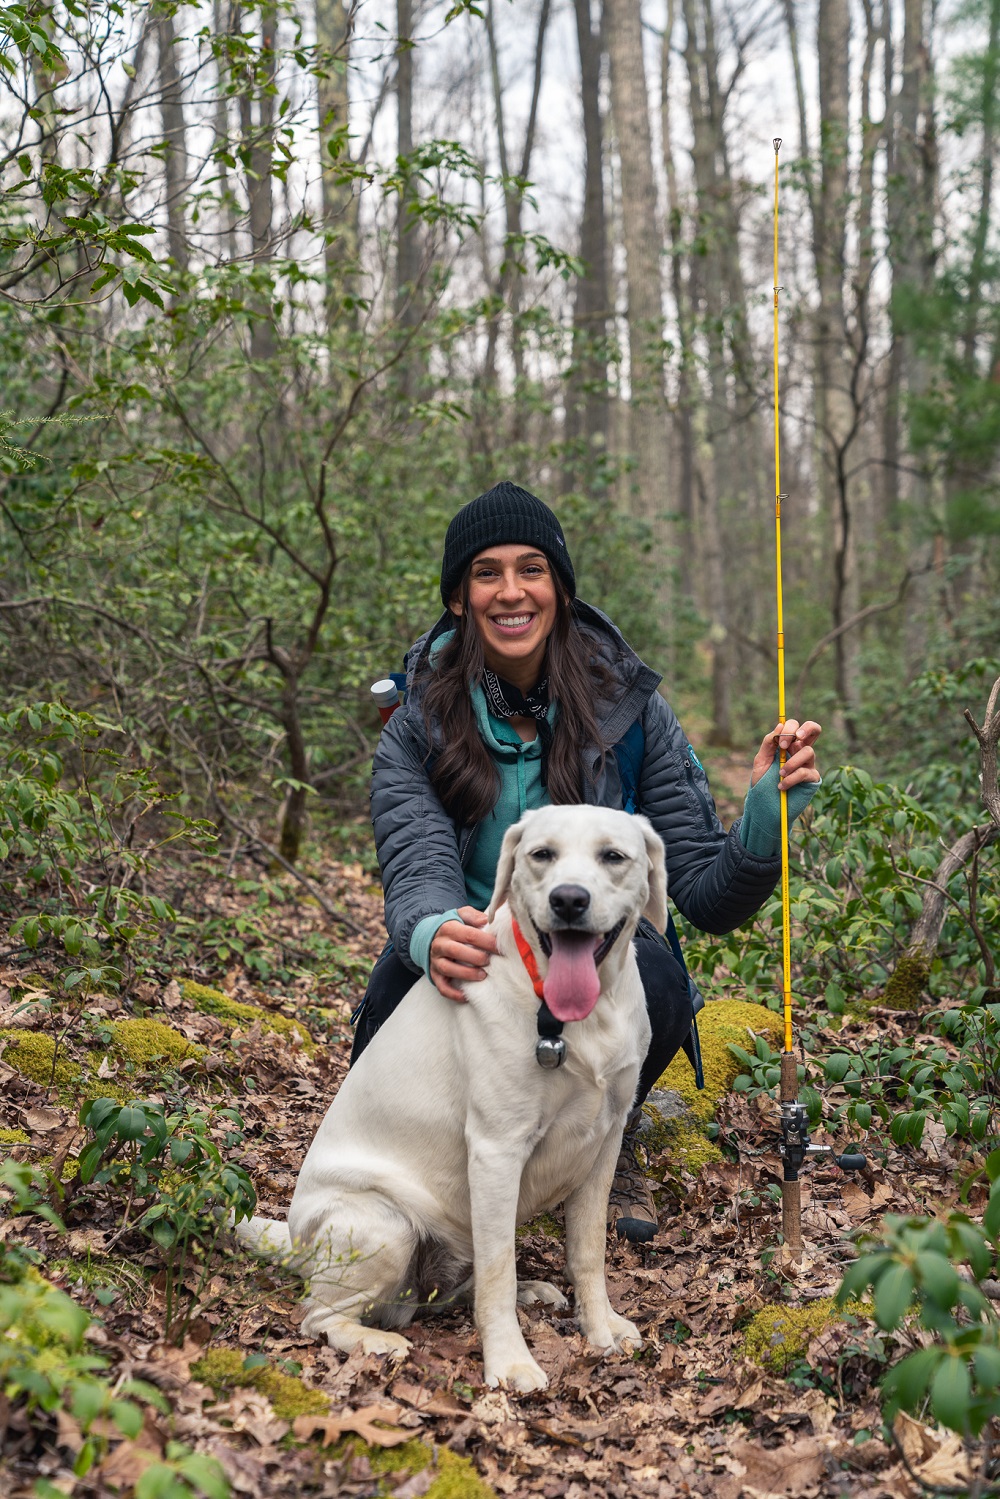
[549,884,591,921]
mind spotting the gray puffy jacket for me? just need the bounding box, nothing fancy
[371,601,782,972]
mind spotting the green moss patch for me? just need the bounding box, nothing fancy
[192,1347,330,1422]
[106,1018,206,1069]
[657,1000,783,1123]
[666,1119,724,1170]
[192,1352,496,1493]
[0,1030,81,1092]
[516,1211,562,1239]
[0,1015,204,1105]
[350,1437,497,1498]
[883,954,929,1011]
[181,981,313,1051]
[645,1001,783,1174]
[0,1128,31,1146]
[741,1297,868,1373]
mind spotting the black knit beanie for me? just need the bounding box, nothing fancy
[440,482,576,606]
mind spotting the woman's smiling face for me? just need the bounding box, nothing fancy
[450,544,559,689]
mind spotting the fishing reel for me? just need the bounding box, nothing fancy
[779,1098,867,1181]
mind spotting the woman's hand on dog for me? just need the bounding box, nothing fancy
[750,718,822,790]
[430,906,498,1001]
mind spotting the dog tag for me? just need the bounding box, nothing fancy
[536,1035,566,1069]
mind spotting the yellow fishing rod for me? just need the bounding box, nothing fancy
[771,139,865,1259]
[773,139,793,1064]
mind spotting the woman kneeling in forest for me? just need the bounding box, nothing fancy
[352,482,821,1242]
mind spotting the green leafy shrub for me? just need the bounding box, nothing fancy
[0,1163,230,1497]
[683,762,997,1010]
[0,703,215,990]
[838,1148,1000,1437]
[729,1000,1000,1158]
[78,1098,256,1342]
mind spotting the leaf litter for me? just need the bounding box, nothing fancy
[0,847,990,1497]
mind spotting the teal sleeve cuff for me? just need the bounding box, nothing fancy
[738,761,821,857]
[409,909,462,978]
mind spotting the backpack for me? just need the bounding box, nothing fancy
[612,718,705,1089]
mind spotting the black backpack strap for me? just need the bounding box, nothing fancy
[613,717,705,1089]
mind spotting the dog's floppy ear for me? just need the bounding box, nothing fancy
[635,815,668,933]
[486,813,532,919]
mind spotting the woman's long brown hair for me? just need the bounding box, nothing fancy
[418,574,616,825]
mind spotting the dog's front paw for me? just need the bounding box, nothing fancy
[485,1358,548,1393]
[607,1312,642,1351]
[353,1328,412,1359]
[579,1308,642,1353]
[516,1279,568,1309]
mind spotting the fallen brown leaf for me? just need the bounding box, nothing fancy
[65,1228,108,1256]
[391,1380,466,1416]
[728,1435,828,1496]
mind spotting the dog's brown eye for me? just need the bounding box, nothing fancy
[600,849,628,864]
[530,847,556,862]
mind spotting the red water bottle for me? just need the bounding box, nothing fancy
[371,679,401,725]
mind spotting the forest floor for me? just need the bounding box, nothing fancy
[0,825,984,1499]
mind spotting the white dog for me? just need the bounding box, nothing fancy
[236,804,665,1392]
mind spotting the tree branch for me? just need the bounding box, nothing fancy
[794,572,911,702]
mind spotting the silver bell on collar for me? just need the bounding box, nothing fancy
[535,1035,567,1068]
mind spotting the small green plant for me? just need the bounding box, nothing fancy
[838,1148,1000,1438]
[0,703,216,990]
[0,1182,230,1498]
[77,1098,256,1342]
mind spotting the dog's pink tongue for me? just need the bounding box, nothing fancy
[543,931,602,1022]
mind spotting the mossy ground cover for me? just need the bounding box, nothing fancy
[644,999,784,1171]
[0,1014,206,1106]
[192,1347,331,1421]
[181,980,313,1050]
[740,1297,871,1374]
[656,999,784,1119]
[354,1438,497,1498]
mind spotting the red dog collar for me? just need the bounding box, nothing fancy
[510,916,567,1069]
[510,916,545,1000]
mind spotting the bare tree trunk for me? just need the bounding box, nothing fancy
[316,0,356,308]
[885,678,1000,1007]
[395,0,419,322]
[962,0,999,369]
[885,0,938,659]
[156,8,189,277]
[237,2,278,361]
[814,0,860,745]
[485,0,551,436]
[604,0,672,562]
[393,0,422,399]
[660,0,693,590]
[213,0,240,265]
[565,0,610,481]
[883,826,998,1007]
[681,0,748,744]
